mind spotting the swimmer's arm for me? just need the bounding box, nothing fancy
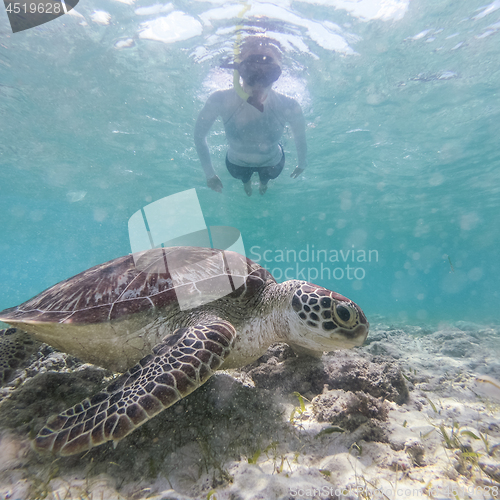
[286,100,307,177]
[194,92,223,179]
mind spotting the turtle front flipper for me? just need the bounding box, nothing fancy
[34,320,235,456]
[0,328,39,385]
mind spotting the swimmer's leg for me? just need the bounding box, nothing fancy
[226,155,254,196]
[244,180,253,196]
[258,147,285,195]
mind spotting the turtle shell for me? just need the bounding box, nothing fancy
[0,247,272,325]
[0,247,273,371]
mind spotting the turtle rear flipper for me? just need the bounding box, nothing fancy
[0,328,40,385]
[34,320,235,456]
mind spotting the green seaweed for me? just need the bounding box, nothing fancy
[293,391,306,412]
[315,426,345,438]
[426,397,439,414]
[349,442,363,456]
[448,255,455,273]
[289,391,310,427]
[247,448,262,464]
[26,460,61,500]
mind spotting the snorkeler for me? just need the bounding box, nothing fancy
[194,36,307,196]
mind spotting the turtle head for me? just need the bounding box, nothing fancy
[288,283,369,352]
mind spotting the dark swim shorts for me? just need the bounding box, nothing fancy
[226,145,285,184]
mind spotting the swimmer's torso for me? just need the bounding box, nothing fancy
[215,89,294,167]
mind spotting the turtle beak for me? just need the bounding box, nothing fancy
[355,304,369,344]
[333,323,368,348]
[355,322,369,345]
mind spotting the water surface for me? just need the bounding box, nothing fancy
[1,0,499,324]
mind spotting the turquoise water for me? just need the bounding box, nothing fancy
[1,0,499,324]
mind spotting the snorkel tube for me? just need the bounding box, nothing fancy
[232,55,282,112]
[232,3,265,112]
[233,69,252,105]
[233,68,264,112]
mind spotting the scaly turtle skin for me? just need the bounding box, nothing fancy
[0,246,368,456]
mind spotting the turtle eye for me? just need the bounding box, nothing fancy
[334,304,352,324]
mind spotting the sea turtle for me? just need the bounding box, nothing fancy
[0,246,369,456]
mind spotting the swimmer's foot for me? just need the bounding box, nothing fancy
[244,181,252,196]
[259,182,268,195]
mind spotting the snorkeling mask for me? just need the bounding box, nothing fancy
[220,53,282,112]
[237,54,282,87]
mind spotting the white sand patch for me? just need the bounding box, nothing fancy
[297,0,410,21]
[66,190,86,202]
[135,3,174,16]
[91,10,111,25]
[193,0,409,22]
[114,38,136,49]
[139,11,203,43]
[474,0,500,20]
[199,2,356,55]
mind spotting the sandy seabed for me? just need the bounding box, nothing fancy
[0,320,499,500]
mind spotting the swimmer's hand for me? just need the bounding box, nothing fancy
[207,175,223,192]
[290,166,304,179]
